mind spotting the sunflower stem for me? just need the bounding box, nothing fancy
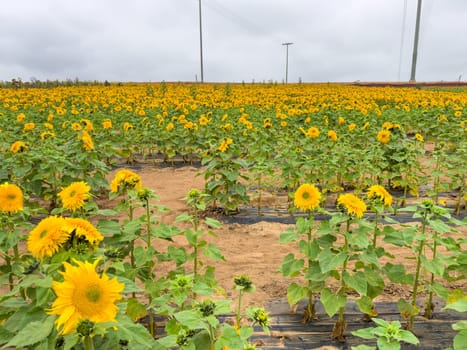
[83,335,95,350]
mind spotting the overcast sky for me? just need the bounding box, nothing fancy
[1,0,467,83]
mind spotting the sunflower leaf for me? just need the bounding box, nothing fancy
[4,316,54,348]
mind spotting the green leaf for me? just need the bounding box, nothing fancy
[454,330,467,350]
[320,288,346,317]
[215,324,244,350]
[397,299,419,319]
[428,219,452,234]
[351,327,376,340]
[318,249,348,273]
[174,310,206,330]
[115,316,159,349]
[5,316,54,348]
[202,243,225,261]
[356,296,378,316]
[280,253,304,277]
[444,300,467,313]
[126,297,147,322]
[398,329,420,345]
[175,213,192,223]
[115,276,144,293]
[205,217,222,228]
[279,228,299,243]
[420,256,445,276]
[376,337,401,350]
[343,271,367,295]
[351,345,376,350]
[287,282,308,306]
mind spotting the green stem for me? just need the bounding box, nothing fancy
[338,221,350,324]
[409,214,427,330]
[145,198,151,248]
[306,212,315,320]
[83,336,95,350]
[236,290,243,329]
[5,255,14,292]
[372,210,379,248]
[258,173,262,216]
[425,231,439,319]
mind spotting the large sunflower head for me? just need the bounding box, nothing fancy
[48,259,124,335]
[27,216,69,259]
[337,193,367,218]
[367,185,393,207]
[58,181,91,212]
[294,184,321,211]
[0,182,24,213]
[62,218,104,246]
[109,169,142,193]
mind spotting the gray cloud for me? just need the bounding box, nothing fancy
[1,0,466,82]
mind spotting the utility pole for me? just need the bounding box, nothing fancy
[198,0,204,83]
[410,0,422,82]
[282,42,293,83]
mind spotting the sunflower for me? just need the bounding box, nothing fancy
[23,122,35,132]
[166,122,174,131]
[58,181,91,211]
[415,133,424,142]
[327,130,338,142]
[62,218,104,245]
[348,123,356,131]
[337,193,367,218]
[123,122,133,131]
[0,182,24,213]
[377,130,391,144]
[41,131,55,140]
[110,169,142,193]
[16,113,26,123]
[367,185,393,207]
[294,184,321,211]
[79,131,94,151]
[199,115,210,126]
[218,138,233,153]
[27,216,69,259]
[48,259,124,335]
[72,122,82,131]
[338,116,345,125]
[102,119,113,129]
[10,141,27,153]
[306,127,320,138]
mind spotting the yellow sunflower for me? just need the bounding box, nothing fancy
[10,141,27,153]
[58,181,91,211]
[218,138,233,153]
[337,193,367,218]
[367,185,393,207]
[110,169,142,193]
[0,182,24,213]
[377,129,391,144]
[62,218,104,245]
[23,122,35,132]
[102,119,113,129]
[415,133,424,142]
[306,127,320,138]
[327,130,338,142]
[27,216,69,259]
[48,259,124,335]
[294,184,321,211]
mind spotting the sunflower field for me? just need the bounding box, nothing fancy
[0,82,466,349]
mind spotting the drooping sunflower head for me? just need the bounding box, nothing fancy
[110,169,142,193]
[0,182,24,213]
[10,141,27,154]
[367,185,393,207]
[27,216,69,259]
[48,259,124,335]
[337,193,367,218]
[62,218,104,247]
[58,181,91,212]
[294,184,321,211]
[377,129,391,144]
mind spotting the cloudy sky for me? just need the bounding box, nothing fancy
[1,0,467,83]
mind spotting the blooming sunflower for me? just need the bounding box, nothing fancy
[294,184,321,211]
[10,141,27,153]
[110,169,142,193]
[218,138,233,153]
[48,259,124,335]
[0,182,24,213]
[327,130,338,142]
[306,127,320,138]
[337,193,367,218]
[377,130,391,144]
[62,218,104,245]
[367,185,393,207]
[27,216,69,259]
[23,122,35,132]
[102,119,113,129]
[58,181,91,211]
[415,133,424,142]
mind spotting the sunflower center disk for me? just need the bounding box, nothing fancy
[86,285,101,303]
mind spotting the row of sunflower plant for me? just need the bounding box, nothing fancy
[1,83,466,216]
[281,183,466,349]
[0,170,272,349]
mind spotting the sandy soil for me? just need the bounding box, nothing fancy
[107,164,466,310]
